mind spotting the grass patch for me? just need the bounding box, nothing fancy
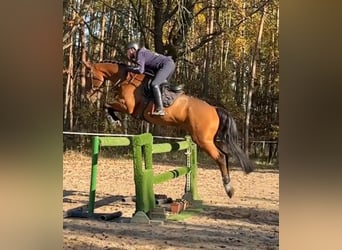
[167,202,204,221]
[167,208,204,221]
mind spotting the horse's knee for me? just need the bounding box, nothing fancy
[127,107,134,114]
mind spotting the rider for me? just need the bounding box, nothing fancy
[126,41,176,116]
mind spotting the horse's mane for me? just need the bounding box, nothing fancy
[99,60,127,67]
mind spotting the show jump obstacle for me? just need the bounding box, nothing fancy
[65,133,199,222]
[65,135,131,220]
[131,133,199,223]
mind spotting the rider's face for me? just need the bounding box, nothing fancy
[127,48,136,60]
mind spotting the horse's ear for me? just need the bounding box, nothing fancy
[82,60,92,69]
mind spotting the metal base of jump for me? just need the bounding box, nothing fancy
[64,209,122,221]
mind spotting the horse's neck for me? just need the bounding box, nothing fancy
[99,63,124,83]
[122,73,147,100]
[127,72,146,86]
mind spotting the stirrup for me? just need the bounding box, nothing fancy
[170,84,184,92]
[152,109,165,116]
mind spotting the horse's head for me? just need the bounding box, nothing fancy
[82,60,126,103]
[82,60,105,103]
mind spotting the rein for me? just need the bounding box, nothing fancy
[88,69,123,99]
[87,62,145,100]
[88,87,103,99]
[87,69,104,98]
[126,72,144,88]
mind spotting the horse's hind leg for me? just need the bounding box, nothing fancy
[200,142,234,198]
[217,152,234,198]
[215,140,234,198]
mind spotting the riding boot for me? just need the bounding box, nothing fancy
[152,86,165,116]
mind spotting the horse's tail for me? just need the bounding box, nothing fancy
[215,107,254,174]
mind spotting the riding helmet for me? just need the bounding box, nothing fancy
[127,41,140,51]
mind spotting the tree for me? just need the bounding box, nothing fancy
[244,5,267,154]
[62,0,279,155]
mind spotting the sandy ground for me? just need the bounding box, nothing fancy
[63,151,279,250]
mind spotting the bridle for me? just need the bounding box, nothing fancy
[87,69,105,99]
[87,67,123,99]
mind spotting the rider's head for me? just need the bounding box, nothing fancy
[126,42,140,60]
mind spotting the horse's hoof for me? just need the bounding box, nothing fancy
[114,120,122,127]
[227,187,235,198]
[223,184,234,198]
[109,120,122,127]
[106,115,121,127]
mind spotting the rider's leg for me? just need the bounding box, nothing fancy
[151,85,165,115]
[150,61,175,116]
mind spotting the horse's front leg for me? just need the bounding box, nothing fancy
[104,100,129,126]
[105,108,122,126]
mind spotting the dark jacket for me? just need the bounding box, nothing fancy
[129,48,173,74]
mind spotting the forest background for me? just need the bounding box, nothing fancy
[62,0,279,162]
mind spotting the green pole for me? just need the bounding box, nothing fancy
[190,141,199,200]
[133,133,155,214]
[153,166,191,184]
[88,136,99,214]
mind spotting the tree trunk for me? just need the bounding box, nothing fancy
[65,39,74,130]
[96,9,106,131]
[203,0,214,97]
[244,6,267,154]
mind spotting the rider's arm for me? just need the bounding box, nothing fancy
[127,50,145,74]
[126,65,142,74]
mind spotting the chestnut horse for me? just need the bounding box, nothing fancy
[82,60,254,198]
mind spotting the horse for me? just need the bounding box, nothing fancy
[82,60,254,199]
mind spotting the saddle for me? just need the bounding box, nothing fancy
[142,71,184,108]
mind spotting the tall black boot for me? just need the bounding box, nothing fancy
[152,85,165,116]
